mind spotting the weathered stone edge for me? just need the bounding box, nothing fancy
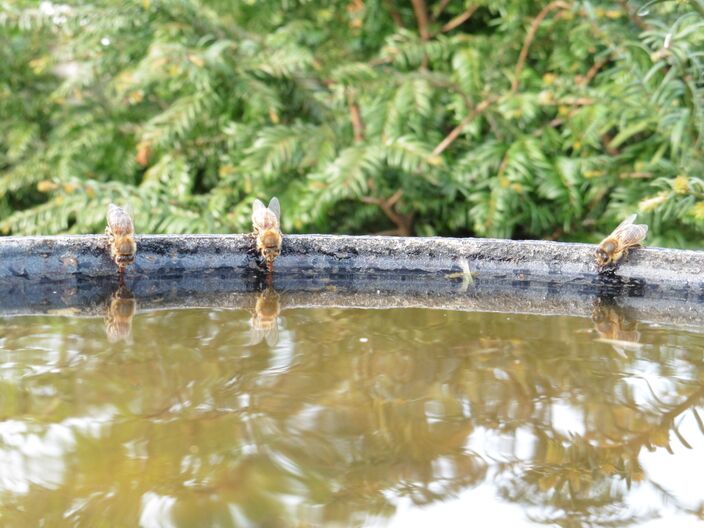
[1,234,703,285]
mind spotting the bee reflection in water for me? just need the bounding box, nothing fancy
[249,287,281,346]
[591,298,641,356]
[104,285,137,343]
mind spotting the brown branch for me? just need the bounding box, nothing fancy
[410,0,431,41]
[384,0,404,27]
[361,190,415,236]
[347,90,364,143]
[617,0,648,30]
[512,0,570,93]
[410,0,431,68]
[601,133,620,156]
[431,0,452,20]
[439,5,478,33]
[579,57,608,86]
[539,96,595,107]
[432,97,496,156]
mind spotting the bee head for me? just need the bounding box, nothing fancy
[262,246,280,262]
[595,245,613,269]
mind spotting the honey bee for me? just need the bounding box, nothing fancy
[252,197,282,272]
[595,213,648,272]
[106,203,137,272]
[249,287,280,346]
[104,286,137,343]
[591,299,641,356]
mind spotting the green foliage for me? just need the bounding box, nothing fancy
[1,0,704,245]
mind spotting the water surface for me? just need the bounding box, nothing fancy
[1,287,703,527]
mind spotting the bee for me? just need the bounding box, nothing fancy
[591,299,641,357]
[249,288,280,346]
[106,203,137,272]
[595,213,648,272]
[104,286,137,343]
[252,197,282,272]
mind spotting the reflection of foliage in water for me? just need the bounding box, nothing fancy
[0,303,703,526]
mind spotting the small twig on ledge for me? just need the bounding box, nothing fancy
[361,190,415,236]
[347,90,365,143]
[512,0,570,93]
[439,5,478,34]
[432,97,496,156]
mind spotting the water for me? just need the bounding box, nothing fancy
[1,285,703,527]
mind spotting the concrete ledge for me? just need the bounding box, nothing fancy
[1,235,703,325]
[1,234,703,284]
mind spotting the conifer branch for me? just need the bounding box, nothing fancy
[361,190,414,236]
[347,90,365,143]
[617,0,648,30]
[410,0,431,41]
[410,0,430,68]
[439,5,478,34]
[432,0,453,20]
[512,1,570,93]
[432,97,496,156]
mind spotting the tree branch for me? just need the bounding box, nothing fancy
[410,0,431,41]
[512,1,570,93]
[439,5,478,34]
[579,57,608,86]
[384,0,404,27]
[617,0,648,30]
[361,190,414,236]
[431,0,452,20]
[347,90,365,143]
[432,97,496,156]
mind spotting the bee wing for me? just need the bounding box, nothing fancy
[614,213,638,231]
[268,197,281,221]
[248,328,265,345]
[107,203,134,234]
[252,198,279,230]
[613,224,648,248]
[265,322,279,347]
[252,199,268,228]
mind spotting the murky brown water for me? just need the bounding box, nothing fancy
[1,289,703,527]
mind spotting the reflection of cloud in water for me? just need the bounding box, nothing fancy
[139,492,177,528]
[0,410,114,494]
